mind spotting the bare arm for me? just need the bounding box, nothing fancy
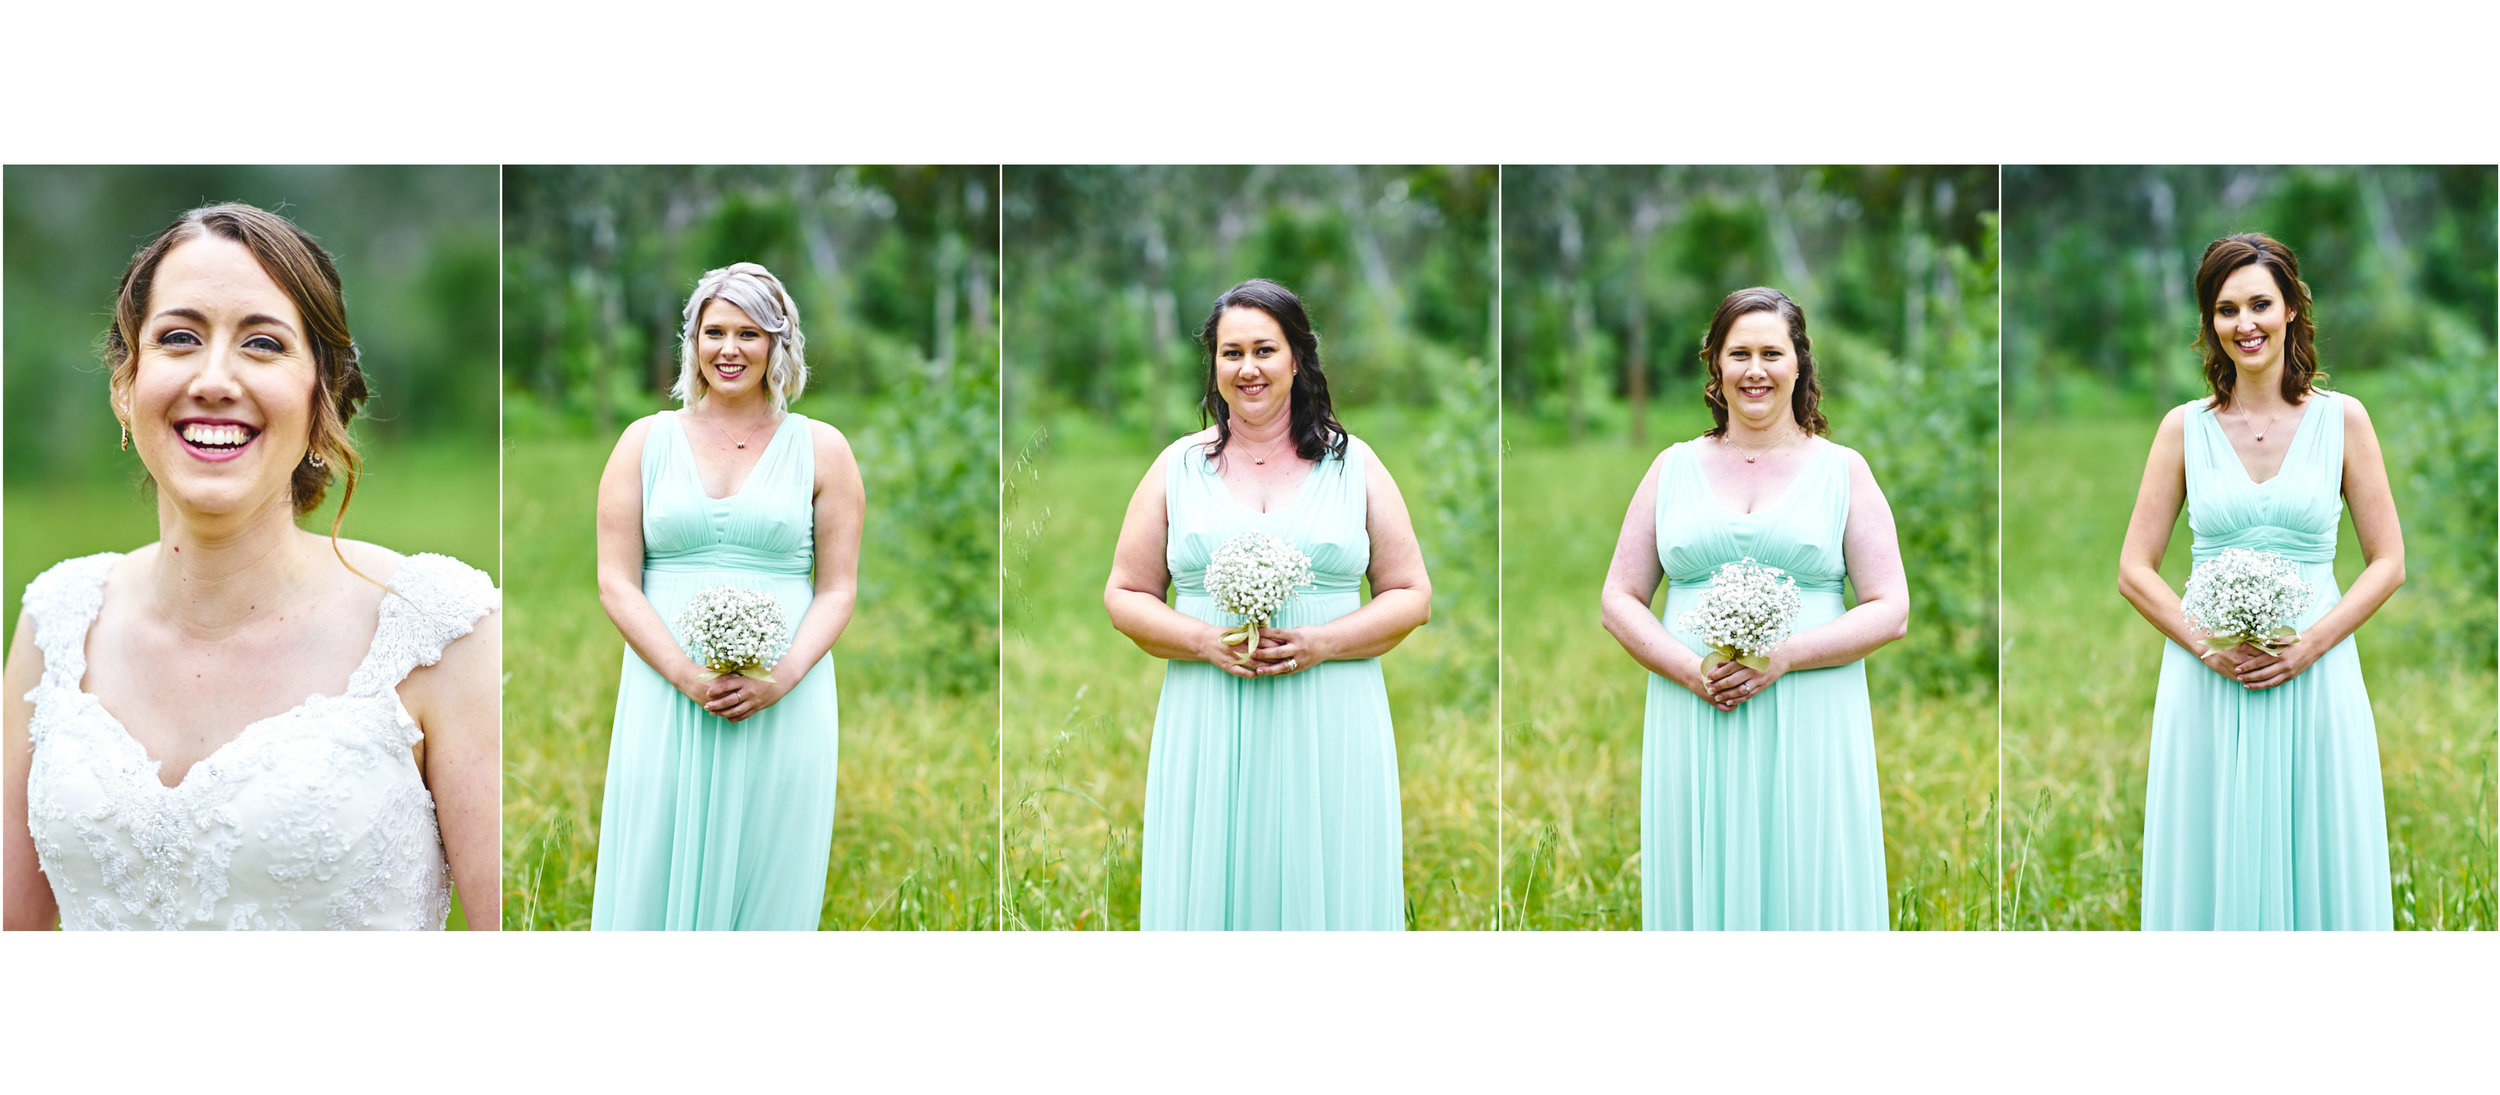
[406,610,502,929]
[4,613,58,930]
[1696,445,1912,703]
[2117,406,2204,648]
[2236,396,2405,689]
[2119,406,2269,680]
[1599,449,1717,698]
[1780,447,1910,666]
[597,417,715,704]
[1249,446,1432,673]
[703,422,864,721]
[1103,445,1258,677]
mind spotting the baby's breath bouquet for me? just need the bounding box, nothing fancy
[1203,532,1314,658]
[2180,547,2313,656]
[675,585,793,683]
[1675,557,1802,671]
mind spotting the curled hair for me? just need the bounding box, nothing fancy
[1195,278,1348,463]
[106,203,370,524]
[2193,232,2322,409]
[674,262,807,409]
[1698,286,1827,437]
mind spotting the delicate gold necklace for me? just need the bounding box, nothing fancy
[1242,435,1295,466]
[1721,429,1802,464]
[700,409,778,450]
[2242,407,2283,443]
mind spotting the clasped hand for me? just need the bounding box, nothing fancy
[1205,625,1327,678]
[679,665,796,721]
[1691,650,1788,712]
[2201,635,2318,690]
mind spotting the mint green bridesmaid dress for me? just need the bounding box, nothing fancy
[591,412,839,930]
[2141,392,2392,929]
[1644,439,1887,930]
[1141,434,1404,930]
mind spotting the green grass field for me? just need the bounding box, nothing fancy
[1002,420,1498,930]
[2003,416,2496,930]
[1500,441,1998,930]
[499,433,997,930]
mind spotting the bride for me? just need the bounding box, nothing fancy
[2,203,501,930]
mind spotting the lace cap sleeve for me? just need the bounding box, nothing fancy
[347,553,499,699]
[19,553,121,694]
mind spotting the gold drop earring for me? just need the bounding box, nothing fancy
[118,402,130,451]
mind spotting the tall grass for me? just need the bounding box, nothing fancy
[499,428,997,930]
[1500,441,1997,930]
[1002,412,1497,930]
[2002,416,2496,930]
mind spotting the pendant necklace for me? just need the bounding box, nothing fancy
[1723,429,1800,464]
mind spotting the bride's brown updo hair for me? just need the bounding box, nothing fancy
[104,203,371,520]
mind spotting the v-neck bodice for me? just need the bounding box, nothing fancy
[1656,438,1850,595]
[2184,392,2343,565]
[641,411,815,577]
[1165,434,1372,602]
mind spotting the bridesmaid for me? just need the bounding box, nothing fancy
[589,262,864,930]
[2120,233,2400,930]
[1599,287,1908,930]
[1104,278,1431,930]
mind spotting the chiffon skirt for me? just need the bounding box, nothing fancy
[1140,589,1405,930]
[591,568,840,930]
[2141,563,2391,930]
[1643,587,1887,930]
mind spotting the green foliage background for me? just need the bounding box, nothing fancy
[1002,165,1499,928]
[1501,165,2001,930]
[2001,165,2496,930]
[500,166,998,930]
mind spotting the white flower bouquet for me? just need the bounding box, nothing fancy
[2180,547,2313,656]
[675,585,793,683]
[1675,557,1802,671]
[1203,532,1314,659]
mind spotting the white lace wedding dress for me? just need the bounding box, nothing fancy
[19,552,497,930]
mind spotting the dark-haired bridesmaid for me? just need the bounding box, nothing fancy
[1103,278,1432,930]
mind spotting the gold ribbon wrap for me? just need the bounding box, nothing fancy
[1705,644,1771,672]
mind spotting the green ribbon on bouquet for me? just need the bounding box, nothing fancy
[1705,644,1771,672]
[2199,626,2297,657]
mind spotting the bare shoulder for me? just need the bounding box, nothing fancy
[331,536,411,581]
[1150,430,1215,475]
[1816,436,1873,474]
[623,411,669,441]
[610,412,667,458]
[806,417,854,457]
[1340,429,1380,465]
[2333,390,2375,431]
[1172,428,1217,457]
[2161,399,2202,435]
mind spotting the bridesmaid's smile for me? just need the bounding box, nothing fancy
[696,297,772,395]
[1716,310,1798,427]
[1213,306,1295,422]
[2211,263,2292,374]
